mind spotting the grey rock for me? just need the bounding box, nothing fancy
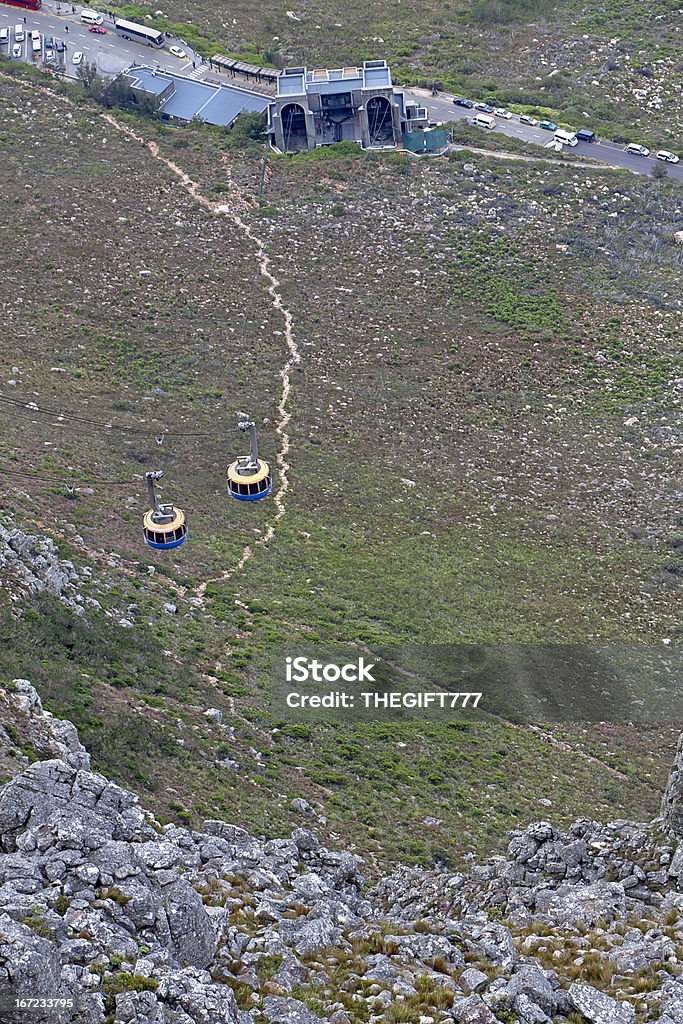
[568,983,635,1024]
[264,995,325,1023]
[451,994,498,1024]
[459,968,489,994]
[280,912,344,955]
[0,914,66,1020]
[506,965,555,1015]
[291,829,319,852]
[664,735,683,836]
[201,821,250,845]
[534,881,626,926]
[514,993,552,1024]
[384,932,463,965]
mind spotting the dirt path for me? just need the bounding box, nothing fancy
[101,115,300,599]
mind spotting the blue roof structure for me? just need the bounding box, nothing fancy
[124,67,269,126]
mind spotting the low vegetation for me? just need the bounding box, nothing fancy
[0,65,680,872]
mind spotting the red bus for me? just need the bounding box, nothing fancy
[0,0,42,9]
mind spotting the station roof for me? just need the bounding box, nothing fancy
[276,60,393,98]
[124,67,269,126]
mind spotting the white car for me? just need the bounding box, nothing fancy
[519,114,538,126]
[45,48,55,61]
[656,149,680,164]
[626,143,650,157]
[494,107,513,119]
[169,45,187,59]
[11,41,22,58]
[0,28,9,45]
[72,50,84,64]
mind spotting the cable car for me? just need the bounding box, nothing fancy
[227,418,272,501]
[142,470,187,549]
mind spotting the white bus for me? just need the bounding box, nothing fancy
[114,18,164,47]
[554,129,578,147]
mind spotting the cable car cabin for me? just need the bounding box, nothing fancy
[227,457,272,501]
[142,473,187,549]
[142,506,187,549]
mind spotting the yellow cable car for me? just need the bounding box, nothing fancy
[227,418,272,501]
[142,471,187,549]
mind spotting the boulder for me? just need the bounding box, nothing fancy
[264,995,325,1023]
[534,881,626,926]
[568,983,635,1024]
[506,964,555,1015]
[664,735,683,836]
[451,994,498,1024]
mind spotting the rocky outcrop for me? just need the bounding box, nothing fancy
[0,679,90,771]
[2,682,683,1024]
[664,734,683,836]
[0,522,81,609]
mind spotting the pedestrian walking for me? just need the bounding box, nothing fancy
[65,24,69,32]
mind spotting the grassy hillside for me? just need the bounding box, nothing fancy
[0,67,681,869]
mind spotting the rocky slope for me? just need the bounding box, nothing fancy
[1,680,683,1024]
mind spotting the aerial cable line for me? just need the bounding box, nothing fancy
[0,463,136,488]
[0,392,259,441]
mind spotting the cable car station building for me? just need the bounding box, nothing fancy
[269,60,424,152]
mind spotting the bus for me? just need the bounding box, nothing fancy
[114,18,164,47]
[0,0,42,10]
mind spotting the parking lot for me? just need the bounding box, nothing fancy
[0,4,199,81]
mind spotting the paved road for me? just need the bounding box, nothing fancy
[2,3,682,182]
[0,1,204,81]
[406,87,683,182]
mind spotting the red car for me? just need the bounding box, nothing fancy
[89,24,106,33]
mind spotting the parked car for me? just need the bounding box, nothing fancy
[493,107,513,119]
[169,45,187,58]
[55,39,65,52]
[44,35,54,47]
[452,97,474,108]
[0,28,9,45]
[45,47,55,60]
[575,129,596,143]
[474,102,494,113]
[519,114,538,126]
[89,25,107,33]
[539,120,558,131]
[14,25,25,43]
[72,50,84,64]
[11,41,22,58]
[626,142,650,157]
[656,149,680,164]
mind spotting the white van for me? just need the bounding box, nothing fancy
[80,9,104,24]
[14,24,25,42]
[554,129,578,147]
[473,113,496,130]
[30,30,41,55]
